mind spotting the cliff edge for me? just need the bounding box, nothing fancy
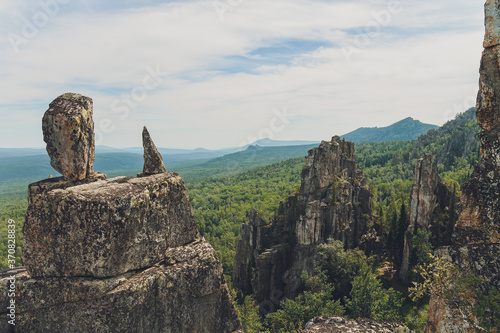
[0,93,242,333]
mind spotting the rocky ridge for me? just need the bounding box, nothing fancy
[0,94,242,333]
[233,136,373,309]
[426,1,500,331]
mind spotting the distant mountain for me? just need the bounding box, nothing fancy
[249,138,320,147]
[170,144,317,183]
[2,139,320,165]
[0,144,317,184]
[0,148,46,158]
[342,117,438,143]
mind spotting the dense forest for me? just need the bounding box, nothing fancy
[0,108,494,332]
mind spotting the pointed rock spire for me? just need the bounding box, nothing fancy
[138,126,166,177]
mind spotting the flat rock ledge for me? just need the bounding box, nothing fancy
[23,172,199,278]
[0,238,242,333]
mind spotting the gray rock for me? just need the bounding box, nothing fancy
[42,93,96,180]
[138,126,166,177]
[23,173,199,278]
[233,136,373,306]
[427,1,500,330]
[0,239,242,333]
[15,93,242,332]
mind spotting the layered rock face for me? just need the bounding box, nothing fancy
[23,173,199,278]
[0,94,242,332]
[42,93,96,180]
[400,156,455,282]
[0,239,241,333]
[233,136,373,308]
[426,1,500,331]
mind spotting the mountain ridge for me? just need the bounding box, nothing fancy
[342,117,438,143]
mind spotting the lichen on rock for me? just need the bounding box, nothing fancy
[0,93,242,333]
[42,93,96,180]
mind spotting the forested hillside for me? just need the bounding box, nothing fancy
[0,109,483,332]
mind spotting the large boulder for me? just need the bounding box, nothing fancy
[42,93,96,180]
[7,93,243,333]
[23,173,199,278]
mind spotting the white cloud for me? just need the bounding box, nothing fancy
[0,0,486,148]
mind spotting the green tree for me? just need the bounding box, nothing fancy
[236,296,264,333]
[345,267,404,321]
[410,255,499,332]
[264,271,344,333]
[316,239,372,299]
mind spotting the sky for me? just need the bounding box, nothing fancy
[0,0,486,149]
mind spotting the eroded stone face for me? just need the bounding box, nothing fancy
[0,239,243,333]
[484,0,500,48]
[232,136,373,306]
[139,126,167,176]
[23,173,199,278]
[426,1,500,330]
[42,93,95,180]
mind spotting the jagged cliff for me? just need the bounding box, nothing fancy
[426,1,500,331]
[232,136,373,308]
[0,93,242,333]
[400,156,457,283]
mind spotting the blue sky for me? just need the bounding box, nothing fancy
[0,0,485,149]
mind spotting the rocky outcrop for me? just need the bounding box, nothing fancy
[426,1,500,331]
[23,173,199,278]
[400,156,456,283]
[0,239,241,333]
[138,126,166,177]
[302,317,413,333]
[232,209,273,298]
[233,136,373,309]
[42,93,96,180]
[0,95,242,333]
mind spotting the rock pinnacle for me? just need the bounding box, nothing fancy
[42,93,95,180]
[138,126,166,177]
